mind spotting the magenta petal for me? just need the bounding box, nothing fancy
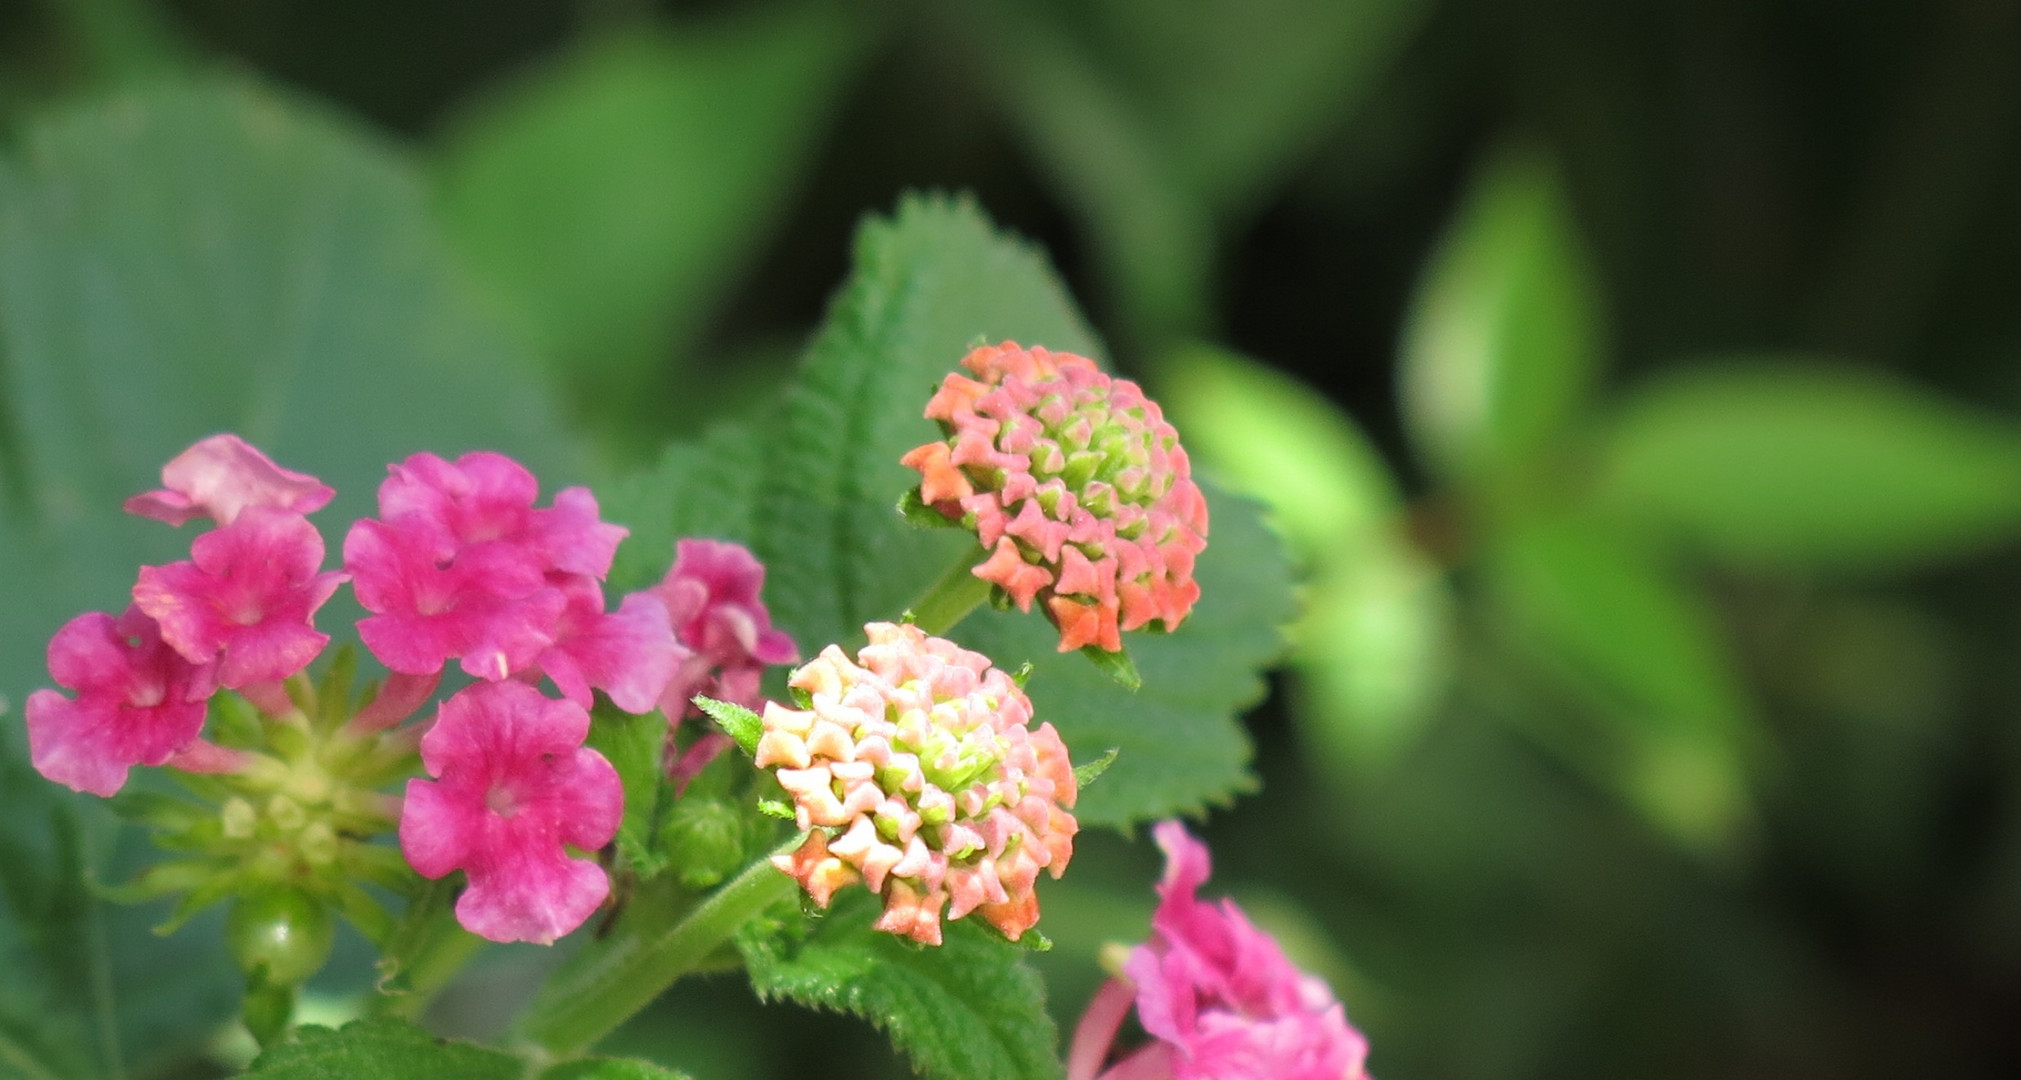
[537,586,681,714]
[536,487,628,579]
[27,691,138,797]
[133,508,341,686]
[123,434,333,527]
[648,538,797,722]
[454,845,610,947]
[398,682,623,944]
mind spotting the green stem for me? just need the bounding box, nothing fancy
[908,545,994,636]
[514,850,799,1057]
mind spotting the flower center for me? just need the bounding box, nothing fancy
[485,784,520,818]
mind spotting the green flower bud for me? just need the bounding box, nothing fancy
[226,887,334,987]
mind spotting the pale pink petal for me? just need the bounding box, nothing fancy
[124,434,333,527]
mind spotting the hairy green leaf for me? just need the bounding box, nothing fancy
[738,893,1063,1080]
[240,1018,521,1079]
[587,703,673,879]
[752,194,1101,656]
[693,697,763,757]
[1591,360,2021,571]
[603,421,768,596]
[956,485,1291,826]
[1401,146,1605,485]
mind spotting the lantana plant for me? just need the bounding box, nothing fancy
[9,197,1357,1080]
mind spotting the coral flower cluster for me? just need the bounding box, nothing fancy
[757,622,1079,945]
[1069,822,1369,1080]
[901,342,1209,653]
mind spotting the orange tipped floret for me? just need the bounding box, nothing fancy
[760,622,1079,944]
[903,342,1208,653]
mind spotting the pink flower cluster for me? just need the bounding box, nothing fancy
[1068,822,1369,1080]
[18,436,796,948]
[901,342,1209,654]
[651,539,798,785]
[343,451,680,943]
[28,435,344,795]
[756,622,1078,945]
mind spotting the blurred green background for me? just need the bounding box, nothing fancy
[6,0,2021,1077]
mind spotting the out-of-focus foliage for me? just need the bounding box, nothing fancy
[3,0,2021,1077]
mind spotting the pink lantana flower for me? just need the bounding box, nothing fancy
[525,574,682,715]
[345,452,638,685]
[346,518,562,680]
[398,680,623,945]
[133,507,346,688]
[650,539,797,784]
[124,433,335,527]
[24,607,217,796]
[376,451,625,580]
[653,539,798,715]
[1067,822,1369,1080]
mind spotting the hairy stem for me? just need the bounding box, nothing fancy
[514,848,798,1058]
[907,545,994,636]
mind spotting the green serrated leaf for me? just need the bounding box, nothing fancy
[757,799,796,821]
[587,703,673,879]
[955,485,1292,827]
[241,1018,521,1079]
[752,193,1102,657]
[1401,145,1605,486]
[602,422,769,595]
[1072,749,1120,788]
[898,487,963,529]
[1591,360,2021,571]
[738,892,1063,1080]
[437,7,867,455]
[1079,646,1142,690]
[693,697,763,757]
[540,1059,694,1080]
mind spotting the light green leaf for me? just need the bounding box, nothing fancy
[239,1018,521,1079]
[692,697,762,758]
[1159,347,1451,771]
[1591,360,2021,571]
[1485,514,1755,851]
[738,892,1063,1080]
[752,194,1101,656]
[955,486,1291,826]
[437,7,864,453]
[1401,146,1605,485]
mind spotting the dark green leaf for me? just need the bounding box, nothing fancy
[587,704,672,879]
[955,486,1291,826]
[738,893,1063,1080]
[752,194,1101,656]
[1485,514,1756,851]
[240,1018,521,1079]
[437,7,866,451]
[1400,146,1605,484]
[1591,360,2021,571]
